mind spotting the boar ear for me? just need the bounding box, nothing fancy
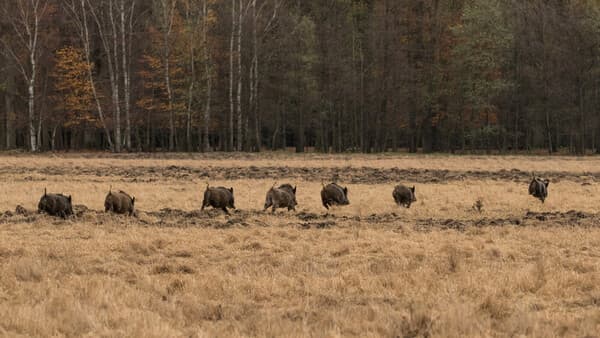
[293,186,297,194]
[544,179,550,187]
[343,187,348,195]
[44,188,47,196]
[229,187,234,193]
[68,195,72,203]
[411,186,415,193]
[132,197,135,206]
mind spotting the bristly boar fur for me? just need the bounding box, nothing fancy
[202,183,236,214]
[38,188,73,218]
[264,183,297,212]
[529,174,550,203]
[393,184,417,208]
[320,182,350,210]
[105,187,135,215]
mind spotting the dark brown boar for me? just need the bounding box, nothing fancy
[38,188,73,218]
[201,183,236,214]
[529,175,549,203]
[320,182,349,210]
[393,184,417,208]
[264,183,297,212]
[105,188,136,215]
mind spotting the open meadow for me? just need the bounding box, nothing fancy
[1,153,600,337]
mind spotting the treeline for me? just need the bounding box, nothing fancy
[1,0,599,154]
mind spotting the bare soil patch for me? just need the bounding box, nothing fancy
[3,164,600,184]
[3,205,598,232]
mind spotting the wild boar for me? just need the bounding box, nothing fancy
[105,188,136,215]
[277,183,297,196]
[393,184,417,208]
[264,183,297,212]
[38,188,73,218]
[529,176,550,203]
[321,182,349,210]
[201,183,236,214]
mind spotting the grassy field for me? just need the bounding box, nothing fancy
[0,153,599,337]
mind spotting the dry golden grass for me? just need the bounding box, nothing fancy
[2,152,600,172]
[0,153,599,337]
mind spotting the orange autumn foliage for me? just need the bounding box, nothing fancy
[51,46,97,127]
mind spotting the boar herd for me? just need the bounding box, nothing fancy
[33,174,550,218]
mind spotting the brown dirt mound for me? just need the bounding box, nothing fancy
[2,205,598,230]
[2,165,598,184]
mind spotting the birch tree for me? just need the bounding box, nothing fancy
[1,0,49,151]
[229,0,236,151]
[120,0,135,150]
[157,0,177,151]
[202,0,212,152]
[88,0,124,152]
[249,0,283,151]
[63,0,114,150]
[184,0,198,151]
[235,0,244,151]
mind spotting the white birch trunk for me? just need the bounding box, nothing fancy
[236,0,243,151]
[108,0,122,152]
[28,78,37,151]
[203,0,211,152]
[51,124,58,151]
[88,0,122,152]
[28,1,39,151]
[5,0,48,152]
[71,0,114,150]
[185,2,196,152]
[229,0,235,151]
[120,0,134,150]
[252,0,260,151]
[162,0,175,151]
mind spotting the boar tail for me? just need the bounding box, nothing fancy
[44,188,47,196]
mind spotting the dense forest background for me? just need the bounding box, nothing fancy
[1,0,599,154]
